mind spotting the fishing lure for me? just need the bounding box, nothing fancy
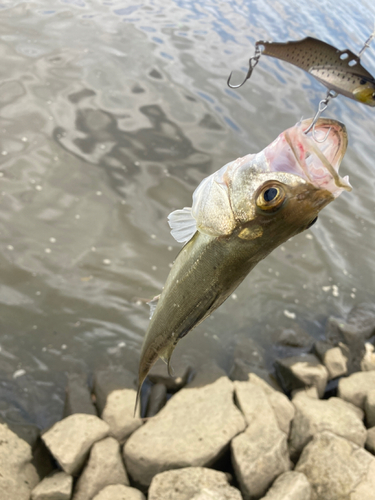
[228,30,375,138]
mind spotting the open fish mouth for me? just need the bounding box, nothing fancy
[267,118,351,198]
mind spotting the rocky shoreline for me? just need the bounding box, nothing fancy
[1,302,375,500]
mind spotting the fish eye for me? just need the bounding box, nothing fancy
[263,187,278,201]
[257,184,285,211]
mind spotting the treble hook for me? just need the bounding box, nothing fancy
[227,43,263,89]
[304,90,338,142]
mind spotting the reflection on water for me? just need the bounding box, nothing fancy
[0,1,374,428]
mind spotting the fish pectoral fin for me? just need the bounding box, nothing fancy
[147,294,161,319]
[168,207,197,243]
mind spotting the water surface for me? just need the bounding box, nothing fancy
[0,0,374,428]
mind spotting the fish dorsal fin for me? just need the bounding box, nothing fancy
[147,294,160,319]
[168,207,197,243]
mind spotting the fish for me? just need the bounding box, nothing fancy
[135,117,351,410]
[259,37,375,105]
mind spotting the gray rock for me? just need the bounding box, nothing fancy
[343,302,375,340]
[365,389,375,427]
[42,414,109,475]
[291,386,319,400]
[289,395,366,460]
[338,371,375,409]
[326,304,375,373]
[365,427,375,455]
[0,423,39,500]
[146,383,167,418]
[260,471,311,500]
[275,354,328,398]
[63,373,97,418]
[234,380,280,431]
[148,360,191,391]
[230,359,271,384]
[0,417,54,480]
[233,336,266,368]
[73,437,129,500]
[148,467,243,500]
[313,341,347,379]
[232,381,290,500]
[231,428,290,500]
[275,327,314,348]
[361,342,375,371]
[327,304,375,343]
[92,484,146,500]
[101,389,143,443]
[93,368,142,442]
[31,471,72,500]
[295,431,375,500]
[93,367,137,414]
[247,373,295,435]
[187,361,227,388]
[124,376,246,488]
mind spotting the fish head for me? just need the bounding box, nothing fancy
[352,81,375,106]
[227,118,350,240]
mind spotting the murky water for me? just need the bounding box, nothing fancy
[0,0,374,428]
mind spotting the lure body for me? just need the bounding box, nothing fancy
[260,37,375,105]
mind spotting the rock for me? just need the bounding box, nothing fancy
[365,427,375,455]
[148,467,242,500]
[313,341,347,379]
[92,484,146,500]
[73,437,129,500]
[93,368,142,442]
[260,471,311,500]
[230,359,272,384]
[365,389,375,427]
[0,423,39,500]
[338,371,375,409]
[361,342,375,371]
[148,360,191,391]
[344,303,375,340]
[31,471,73,500]
[101,390,142,442]
[274,354,328,398]
[146,383,167,418]
[275,327,314,348]
[63,373,97,417]
[187,361,227,388]
[0,417,54,480]
[231,381,290,500]
[289,395,366,460]
[247,373,295,435]
[291,386,319,400]
[124,376,246,488]
[233,336,266,368]
[326,304,375,373]
[93,367,137,413]
[42,414,109,475]
[295,431,375,500]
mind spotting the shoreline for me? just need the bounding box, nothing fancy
[1,301,375,500]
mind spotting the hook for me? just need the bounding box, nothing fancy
[304,90,338,142]
[227,43,263,89]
